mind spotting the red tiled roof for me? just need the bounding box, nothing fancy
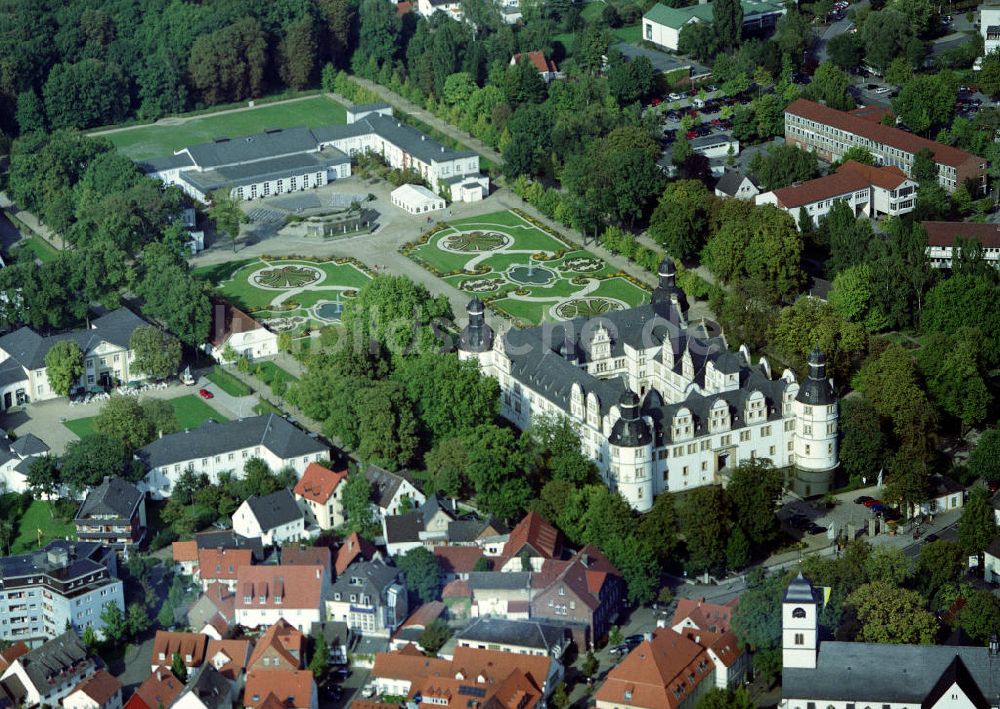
[334,532,377,576]
[396,1,413,14]
[507,600,531,614]
[512,51,558,74]
[786,98,984,168]
[151,631,208,669]
[433,546,485,575]
[134,668,183,709]
[293,463,347,504]
[248,619,305,670]
[198,547,252,581]
[400,602,446,630]
[208,299,268,348]
[244,670,315,709]
[770,170,870,209]
[848,105,894,123]
[594,629,714,709]
[201,582,237,623]
[70,670,122,705]
[500,512,560,565]
[205,639,252,680]
[236,565,324,612]
[281,545,332,575]
[123,694,150,709]
[442,579,471,599]
[172,540,198,563]
[922,220,1000,248]
[837,159,910,190]
[671,597,738,635]
[0,642,29,672]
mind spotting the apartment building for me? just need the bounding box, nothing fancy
[922,220,1000,268]
[784,99,987,193]
[74,477,147,552]
[0,631,97,707]
[0,542,124,645]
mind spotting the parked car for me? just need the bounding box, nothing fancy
[331,666,350,680]
[806,523,828,535]
[668,92,683,101]
[686,130,698,139]
[854,495,874,504]
[863,499,882,508]
[925,533,939,542]
[609,644,631,656]
[198,388,214,399]
[625,634,645,647]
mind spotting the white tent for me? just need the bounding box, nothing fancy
[390,184,445,215]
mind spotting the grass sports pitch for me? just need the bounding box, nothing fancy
[404,210,649,326]
[102,95,347,160]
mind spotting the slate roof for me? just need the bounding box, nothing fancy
[0,360,28,388]
[988,535,1000,560]
[783,573,818,603]
[714,170,758,196]
[9,434,48,457]
[331,559,400,597]
[243,489,303,531]
[181,127,321,169]
[0,308,148,371]
[76,476,143,521]
[384,512,423,545]
[314,114,478,164]
[193,530,265,561]
[467,571,531,591]
[16,631,92,692]
[178,149,349,195]
[447,518,506,543]
[139,153,195,172]
[456,617,568,652]
[182,665,233,709]
[782,643,1000,702]
[137,415,326,469]
[364,465,418,509]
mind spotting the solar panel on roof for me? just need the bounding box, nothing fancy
[458,685,486,698]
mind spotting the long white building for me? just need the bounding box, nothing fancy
[458,259,839,509]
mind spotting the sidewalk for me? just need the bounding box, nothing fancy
[0,192,63,250]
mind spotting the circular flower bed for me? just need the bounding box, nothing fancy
[254,265,321,288]
[443,231,509,252]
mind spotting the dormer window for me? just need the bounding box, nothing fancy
[259,595,266,604]
[244,595,251,603]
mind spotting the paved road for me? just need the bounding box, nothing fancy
[0,192,62,250]
[816,0,869,62]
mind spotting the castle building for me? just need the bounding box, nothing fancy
[458,258,839,510]
[781,573,1000,708]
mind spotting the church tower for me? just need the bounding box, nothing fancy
[792,347,839,496]
[608,389,654,513]
[783,572,819,670]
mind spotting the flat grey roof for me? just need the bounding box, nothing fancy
[178,149,349,194]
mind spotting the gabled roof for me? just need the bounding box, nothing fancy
[280,544,332,575]
[770,170,870,209]
[244,671,315,709]
[241,488,304,532]
[500,512,561,565]
[68,670,121,705]
[182,665,233,709]
[399,602,447,631]
[137,415,326,470]
[208,300,270,348]
[9,434,48,457]
[434,546,485,575]
[15,631,93,692]
[457,617,569,653]
[671,597,739,634]
[334,532,378,576]
[331,559,400,597]
[151,631,208,668]
[75,476,143,521]
[643,2,710,28]
[0,642,28,672]
[594,629,713,709]
[173,540,199,563]
[236,565,325,612]
[193,530,266,560]
[134,668,183,709]
[198,547,253,581]
[292,463,347,504]
[512,51,558,74]
[248,619,304,670]
[364,465,419,509]
[837,159,911,190]
[205,639,252,680]
[714,170,759,196]
[923,221,1000,249]
[986,534,1000,559]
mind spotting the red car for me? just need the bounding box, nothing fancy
[686,130,698,139]
[198,388,214,399]
[863,499,882,508]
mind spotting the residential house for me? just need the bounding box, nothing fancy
[454,617,571,659]
[0,541,124,644]
[981,2,1000,55]
[509,52,561,82]
[714,171,760,200]
[187,584,238,640]
[984,535,1000,583]
[668,599,748,689]
[243,670,316,709]
[74,477,147,551]
[593,629,717,709]
[0,643,28,674]
[498,512,561,572]
[247,619,304,672]
[204,639,252,683]
[292,463,348,530]
[466,572,532,619]
[137,415,329,499]
[642,0,785,51]
[0,432,51,494]
[172,666,234,709]
[916,474,965,517]
[414,0,463,22]
[364,465,425,517]
[197,548,253,591]
[232,489,306,546]
[327,560,408,637]
[922,220,1000,268]
[781,573,1000,707]
[530,546,626,648]
[382,494,461,556]
[784,99,988,193]
[0,631,97,708]
[334,532,381,576]
[150,631,208,674]
[205,301,278,364]
[62,670,122,709]
[235,565,329,633]
[0,308,150,410]
[173,531,264,578]
[391,602,447,651]
[447,517,508,554]
[755,160,918,229]
[310,621,352,666]
[370,645,560,704]
[433,546,485,582]
[992,489,1000,525]
[279,545,331,577]
[139,127,352,204]
[130,669,183,709]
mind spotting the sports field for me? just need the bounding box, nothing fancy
[403,210,649,326]
[103,95,348,160]
[195,257,372,333]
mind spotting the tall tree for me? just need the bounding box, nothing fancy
[968,428,1000,483]
[725,459,783,547]
[648,180,716,261]
[278,15,319,90]
[25,455,60,501]
[713,0,744,49]
[847,581,937,644]
[208,190,248,253]
[354,0,401,71]
[342,473,375,533]
[44,341,83,396]
[395,546,441,603]
[957,487,999,557]
[678,486,731,573]
[188,18,267,104]
[130,327,182,381]
[42,59,130,130]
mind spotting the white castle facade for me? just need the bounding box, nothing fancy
[458,258,839,511]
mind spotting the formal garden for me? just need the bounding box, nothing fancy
[194,257,373,334]
[402,210,649,326]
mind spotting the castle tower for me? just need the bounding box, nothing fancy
[608,389,654,512]
[651,256,689,323]
[791,347,838,497]
[783,572,819,670]
[457,297,494,361]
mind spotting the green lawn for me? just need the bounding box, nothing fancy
[63,395,226,439]
[10,499,76,554]
[14,236,59,264]
[206,366,253,397]
[253,361,298,388]
[105,95,348,160]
